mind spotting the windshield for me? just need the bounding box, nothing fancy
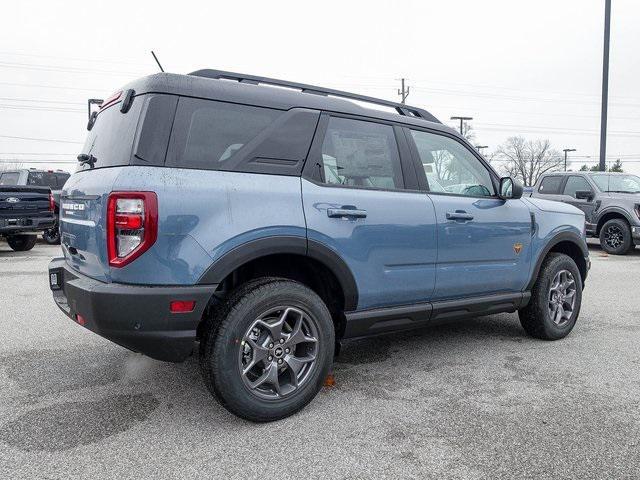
[591,174,640,193]
[0,172,19,185]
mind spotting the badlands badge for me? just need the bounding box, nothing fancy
[513,242,523,255]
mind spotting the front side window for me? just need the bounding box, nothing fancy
[563,176,592,198]
[539,176,563,194]
[320,117,403,189]
[167,98,281,170]
[410,130,494,197]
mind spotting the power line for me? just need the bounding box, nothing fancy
[0,51,145,66]
[0,61,146,77]
[0,152,77,156]
[0,135,82,144]
[0,97,84,105]
[0,81,108,93]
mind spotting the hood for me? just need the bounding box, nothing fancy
[522,197,584,216]
[602,192,640,201]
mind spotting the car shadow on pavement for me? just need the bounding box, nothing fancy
[587,239,640,257]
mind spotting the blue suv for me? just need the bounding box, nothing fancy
[49,70,590,421]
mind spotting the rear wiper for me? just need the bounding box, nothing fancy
[77,153,97,168]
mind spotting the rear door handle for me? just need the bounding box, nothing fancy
[446,210,474,221]
[327,207,367,219]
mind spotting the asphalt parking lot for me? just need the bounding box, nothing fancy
[0,242,638,479]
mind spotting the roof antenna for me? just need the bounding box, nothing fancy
[151,50,164,72]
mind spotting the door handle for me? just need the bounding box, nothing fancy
[327,207,367,219]
[446,210,474,221]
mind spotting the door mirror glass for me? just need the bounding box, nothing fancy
[499,177,523,199]
[575,190,593,201]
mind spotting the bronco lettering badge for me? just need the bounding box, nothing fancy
[513,243,523,255]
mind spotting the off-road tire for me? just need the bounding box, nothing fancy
[518,253,582,340]
[6,234,38,252]
[200,277,335,422]
[599,218,632,255]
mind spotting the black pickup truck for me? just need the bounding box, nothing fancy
[0,185,55,251]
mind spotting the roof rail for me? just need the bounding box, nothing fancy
[189,69,440,123]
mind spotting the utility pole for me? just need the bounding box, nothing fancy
[599,0,611,172]
[451,116,473,136]
[563,148,576,171]
[476,145,488,154]
[397,78,410,104]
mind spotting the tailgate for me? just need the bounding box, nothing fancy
[0,186,51,219]
[60,168,123,282]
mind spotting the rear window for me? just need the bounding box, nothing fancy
[166,98,282,170]
[0,172,19,185]
[538,176,563,194]
[27,171,58,188]
[78,97,144,171]
[56,172,70,188]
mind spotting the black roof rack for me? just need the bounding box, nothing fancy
[189,69,440,123]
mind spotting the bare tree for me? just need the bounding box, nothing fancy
[460,123,475,143]
[495,136,563,186]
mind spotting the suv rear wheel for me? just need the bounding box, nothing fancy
[6,234,38,252]
[599,218,632,255]
[518,253,582,340]
[200,278,335,422]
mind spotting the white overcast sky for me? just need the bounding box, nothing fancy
[1,0,639,174]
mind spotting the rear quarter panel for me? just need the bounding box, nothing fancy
[109,166,306,285]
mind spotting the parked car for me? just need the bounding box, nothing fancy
[48,71,590,421]
[530,171,640,254]
[0,168,70,244]
[0,184,55,251]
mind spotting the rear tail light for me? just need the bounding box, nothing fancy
[49,193,55,212]
[107,192,158,267]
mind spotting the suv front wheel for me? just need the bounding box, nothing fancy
[599,218,633,255]
[519,253,583,340]
[200,278,335,422]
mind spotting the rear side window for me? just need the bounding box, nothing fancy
[27,171,57,188]
[319,117,403,189]
[538,176,563,194]
[166,98,281,170]
[0,172,19,185]
[563,176,592,198]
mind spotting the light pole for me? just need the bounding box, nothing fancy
[451,116,473,135]
[599,0,611,172]
[563,148,576,171]
[476,145,488,154]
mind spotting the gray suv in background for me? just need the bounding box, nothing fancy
[530,172,640,255]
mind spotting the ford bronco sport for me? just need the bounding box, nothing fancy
[49,70,590,421]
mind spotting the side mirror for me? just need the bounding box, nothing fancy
[499,177,523,200]
[575,190,593,201]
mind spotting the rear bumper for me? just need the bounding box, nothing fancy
[632,226,640,241]
[1,215,55,235]
[48,257,217,362]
